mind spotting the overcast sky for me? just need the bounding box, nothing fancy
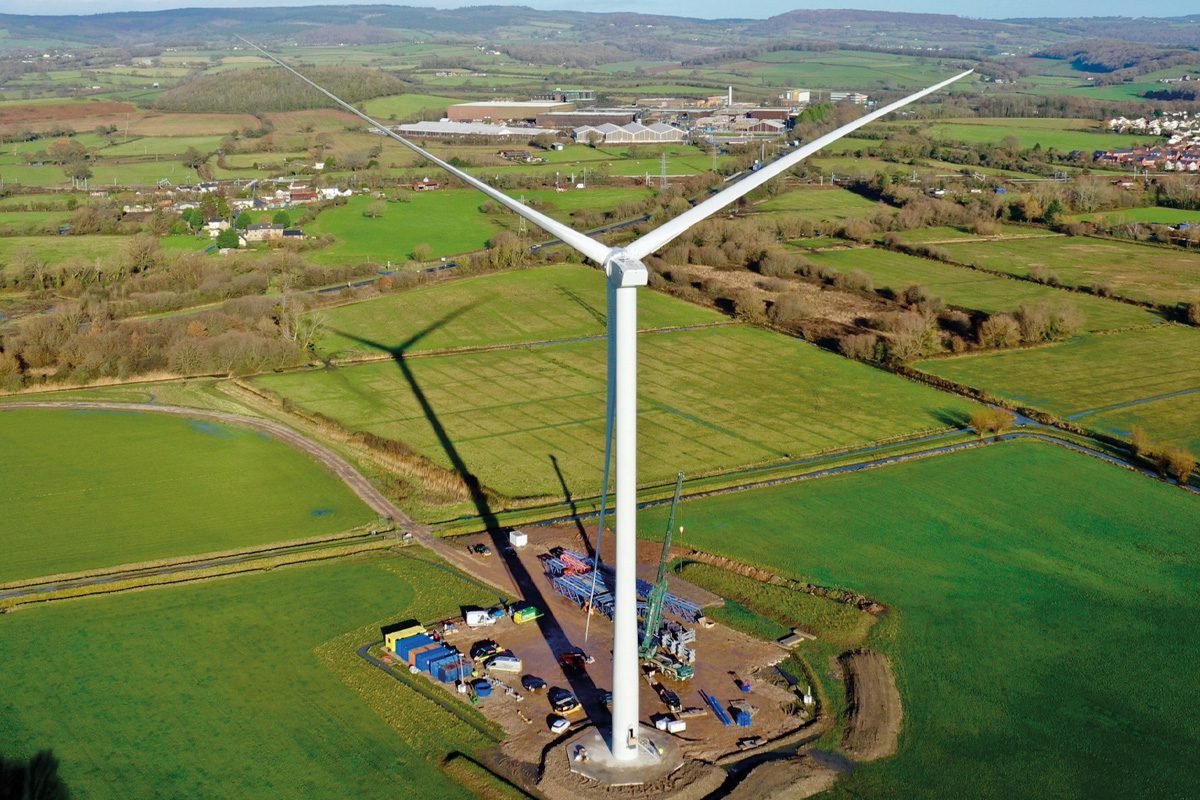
[0,0,1160,20]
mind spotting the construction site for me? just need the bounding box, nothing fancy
[363,485,834,799]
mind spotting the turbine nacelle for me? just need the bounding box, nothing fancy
[604,249,649,289]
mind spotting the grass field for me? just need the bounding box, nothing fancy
[938,235,1200,307]
[639,441,1200,799]
[0,552,496,798]
[882,117,1160,152]
[894,224,1055,243]
[916,325,1200,449]
[312,265,723,358]
[362,93,461,120]
[806,247,1162,331]
[0,235,133,273]
[305,192,505,266]
[1067,206,1200,226]
[754,186,890,220]
[0,408,374,582]
[255,324,977,502]
[726,49,961,91]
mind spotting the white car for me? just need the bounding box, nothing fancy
[549,715,570,734]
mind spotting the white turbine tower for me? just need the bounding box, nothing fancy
[242,38,970,765]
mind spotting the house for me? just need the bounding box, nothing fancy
[413,178,440,191]
[244,223,284,242]
[288,188,318,204]
[283,228,305,240]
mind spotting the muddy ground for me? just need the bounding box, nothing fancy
[839,649,902,761]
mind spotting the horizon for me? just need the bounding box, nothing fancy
[0,1,1190,21]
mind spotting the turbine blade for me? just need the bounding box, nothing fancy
[623,69,975,261]
[237,37,613,266]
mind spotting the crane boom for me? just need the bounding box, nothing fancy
[639,472,685,660]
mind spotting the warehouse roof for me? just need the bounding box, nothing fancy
[392,121,556,137]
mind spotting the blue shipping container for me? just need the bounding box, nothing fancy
[440,659,471,683]
[425,651,459,676]
[415,645,454,672]
[394,633,434,661]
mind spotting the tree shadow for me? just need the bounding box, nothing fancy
[933,407,971,428]
[331,309,602,709]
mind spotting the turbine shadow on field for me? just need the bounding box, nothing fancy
[550,453,593,556]
[330,308,601,706]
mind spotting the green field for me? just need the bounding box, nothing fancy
[939,235,1200,307]
[1068,206,1200,226]
[0,552,496,798]
[305,192,505,266]
[361,92,461,121]
[313,265,723,358]
[725,49,962,91]
[255,324,977,503]
[754,186,891,220]
[806,247,1161,331]
[883,117,1160,152]
[895,225,1055,243]
[917,325,1200,449]
[0,409,374,582]
[639,441,1200,799]
[0,235,135,274]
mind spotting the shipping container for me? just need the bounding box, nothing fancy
[407,642,440,667]
[425,650,459,676]
[415,645,455,672]
[393,633,434,661]
[382,621,426,652]
[434,657,472,684]
[512,606,542,624]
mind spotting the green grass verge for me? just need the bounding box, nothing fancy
[0,551,497,799]
[638,440,1200,799]
[0,408,375,582]
[806,247,1161,331]
[312,265,723,358]
[254,324,977,502]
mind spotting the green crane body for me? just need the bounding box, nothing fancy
[639,472,684,662]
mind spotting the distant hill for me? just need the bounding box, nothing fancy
[0,6,1195,53]
[154,65,406,113]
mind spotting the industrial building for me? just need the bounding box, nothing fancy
[532,89,596,103]
[779,88,811,105]
[536,110,637,129]
[831,91,870,105]
[572,121,687,144]
[389,121,557,138]
[447,100,575,122]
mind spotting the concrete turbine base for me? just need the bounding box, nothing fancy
[563,724,683,786]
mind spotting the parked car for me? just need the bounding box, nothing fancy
[472,543,492,556]
[548,715,570,734]
[521,675,548,693]
[549,687,581,715]
[470,640,500,661]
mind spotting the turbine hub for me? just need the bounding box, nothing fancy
[605,249,649,289]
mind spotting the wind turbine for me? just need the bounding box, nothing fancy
[241,37,970,765]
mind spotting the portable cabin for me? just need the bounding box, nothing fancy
[415,645,455,672]
[382,621,426,653]
[393,633,435,661]
[512,606,542,624]
[407,642,440,667]
[424,649,460,676]
[508,529,528,547]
